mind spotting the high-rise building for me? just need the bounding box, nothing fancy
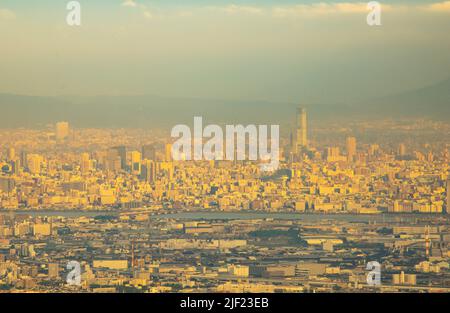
[27,154,43,174]
[20,151,27,168]
[141,160,157,183]
[55,121,69,141]
[130,151,142,175]
[447,179,450,214]
[7,147,15,161]
[0,177,15,193]
[346,137,357,162]
[48,263,59,279]
[110,146,127,170]
[142,144,156,160]
[294,107,307,153]
[398,143,406,157]
[105,148,122,172]
[165,143,173,162]
[11,160,20,175]
[80,153,91,174]
[326,147,343,162]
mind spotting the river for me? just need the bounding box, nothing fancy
[2,210,446,223]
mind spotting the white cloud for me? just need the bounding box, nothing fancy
[272,2,395,17]
[218,5,264,16]
[122,0,137,8]
[424,1,450,12]
[0,8,15,20]
[202,2,399,18]
[121,0,158,19]
[119,2,450,21]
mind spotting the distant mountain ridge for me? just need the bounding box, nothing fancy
[361,77,450,118]
[1,77,449,128]
[0,94,348,128]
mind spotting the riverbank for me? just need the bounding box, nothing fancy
[1,209,448,223]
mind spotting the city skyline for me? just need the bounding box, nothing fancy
[1,111,449,294]
[1,0,450,298]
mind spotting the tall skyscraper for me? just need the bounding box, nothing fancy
[165,143,173,161]
[11,160,20,175]
[294,107,308,153]
[48,263,59,279]
[20,151,27,169]
[447,179,450,214]
[27,154,43,174]
[106,148,123,172]
[55,122,69,141]
[110,146,127,170]
[142,144,156,160]
[80,153,91,174]
[346,137,357,162]
[130,151,142,175]
[7,147,15,161]
[326,147,341,162]
[141,160,157,183]
[398,143,406,157]
[0,177,15,193]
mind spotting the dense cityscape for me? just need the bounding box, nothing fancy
[1,108,449,292]
[1,2,450,309]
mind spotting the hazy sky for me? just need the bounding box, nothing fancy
[1,0,450,103]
